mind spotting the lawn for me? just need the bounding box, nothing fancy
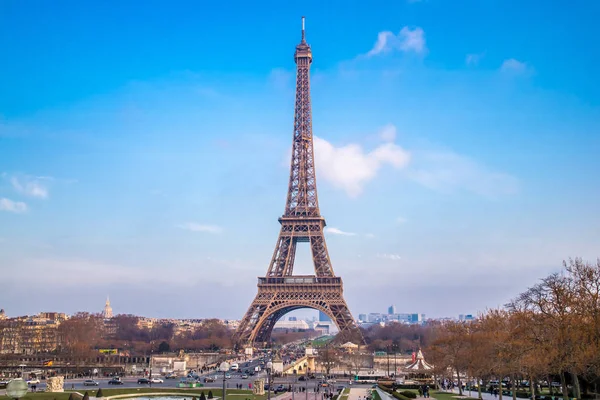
[310,336,334,348]
[431,391,479,400]
[337,388,350,400]
[371,390,382,400]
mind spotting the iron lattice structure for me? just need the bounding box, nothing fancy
[234,18,364,347]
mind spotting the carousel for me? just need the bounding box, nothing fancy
[402,349,435,385]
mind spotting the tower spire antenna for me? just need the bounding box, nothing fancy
[301,16,306,42]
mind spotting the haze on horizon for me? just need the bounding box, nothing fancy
[1,1,598,321]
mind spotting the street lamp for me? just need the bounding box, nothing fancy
[266,361,273,400]
[220,362,231,400]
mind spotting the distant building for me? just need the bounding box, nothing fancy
[314,323,330,335]
[0,309,6,320]
[318,311,331,322]
[358,314,367,322]
[388,305,396,315]
[102,297,113,319]
[0,313,65,354]
[288,316,297,321]
[368,313,382,323]
[273,320,310,331]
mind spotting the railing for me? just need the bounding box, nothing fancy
[258,276,341,285]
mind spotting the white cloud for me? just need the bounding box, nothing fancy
[367,27,426,56]
[9,175,51,198]
[0,198,28,213]
[324,227,356,236]
[177,223,223,234]
[314,132,411,197]
[396,217,407,224]
[466,53,484,66]
[500,58,531,74]
[377,253,402,261]
[407,150,518,197]
[379,124,397,142]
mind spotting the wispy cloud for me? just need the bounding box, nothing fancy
[324,227,356,236]
[0,198,28,213]
[466,52,485,66]
[268,68,294,90]
[314,127,411,197]
[500,58,532,75]
[377,253,402,261]
[396,217,407,224]
[407,150,518,197]
[379,124,397,142]
[177,223,223,234]
[365,233,376,238]
[366,27,426,57]
[7,174,52,199]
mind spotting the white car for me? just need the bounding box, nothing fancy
[150,377,164,384]
[27,379,41,385]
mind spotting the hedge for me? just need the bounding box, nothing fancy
[399,391,417,399]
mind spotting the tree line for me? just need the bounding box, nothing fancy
[427,258,600,400]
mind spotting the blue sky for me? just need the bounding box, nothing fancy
[1,0,599,321]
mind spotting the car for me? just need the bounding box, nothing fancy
[241,374,248,379]
[138,378,150,384]
[225,374,231,379]
[204,376,216,383]
[275,385,287,393]
[150,378,164,384]
[27,379,41,385]
[83,380,99,386]
[108,378,123,385]
[166,374,177,379]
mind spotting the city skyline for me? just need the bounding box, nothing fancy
[1,1,599,320]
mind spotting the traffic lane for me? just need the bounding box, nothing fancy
[25,376,358,391]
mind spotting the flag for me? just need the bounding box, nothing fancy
[411,352,416,362]
[44,360,53,367]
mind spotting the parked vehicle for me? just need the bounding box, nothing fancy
[27,379,41,385]
[83,380,99,386]
[204,376,216,383]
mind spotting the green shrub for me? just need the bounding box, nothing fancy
[82,392,89,400]
[68,394,75,400]
[96,388,104,398]
[391,392,411,400]
[399,391,417,399]
[208,390,213,399]
[200,392,206,400]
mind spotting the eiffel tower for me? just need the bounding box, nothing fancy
[234,17,364,348]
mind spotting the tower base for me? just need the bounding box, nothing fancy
[234,275,364,346]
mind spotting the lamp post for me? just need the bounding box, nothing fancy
[220,362,231,400]
[266,361,273,400]
[387,346,390,377]
[149,343,154,388]
[305,365,309,400]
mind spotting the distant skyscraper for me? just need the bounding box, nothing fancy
[289,316,297,321]
[102,296,113,319]
[388,305,396,315]
[319,311,331,322]
[358,314,367,322]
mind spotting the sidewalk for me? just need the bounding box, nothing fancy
[349,387,372,400]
